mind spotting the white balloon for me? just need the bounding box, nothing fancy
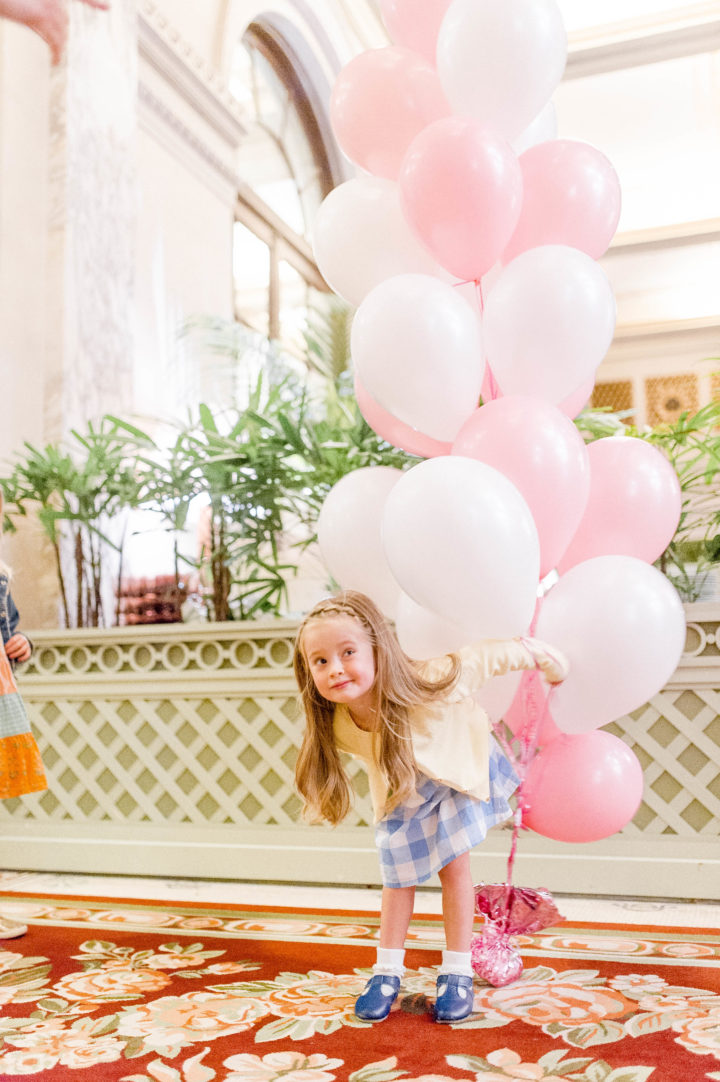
[513,100,558,155]
[394,591,471,660]
[312,177,451,308]
[483,245,616,404]
[437,0,567,140]
[536,555,687,733]
[351,273,484,442]
[317,467,404,616]
[474,670,523,725]
[382,456,540,638]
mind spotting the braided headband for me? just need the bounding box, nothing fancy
[300,597,376,635]
[307,600,360,619]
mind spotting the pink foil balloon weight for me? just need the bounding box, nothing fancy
[522,731,645,842]
[399,116,523,280]
[354,378,452,458]
[329,47,449,179]
[452,396,590,577]
[380,0,453,65]
[558,436,682,573]
[472,884,564,986]
[472,923,523,986]
[503,139,622,263]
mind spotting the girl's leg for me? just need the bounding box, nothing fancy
[437,851,474,952]
[379,884,415,948]
[355,885,415,1021]
[435,852,476,1023]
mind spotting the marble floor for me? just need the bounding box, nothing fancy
[1,870,718,929]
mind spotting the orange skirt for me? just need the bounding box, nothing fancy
[0,645,47,799]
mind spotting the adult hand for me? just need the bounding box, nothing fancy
[0,0,109,65]
[4,634,32,664]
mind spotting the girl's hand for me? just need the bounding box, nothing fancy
[520,637,569,684]
[4,634,32,664]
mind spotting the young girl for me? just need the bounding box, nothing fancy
[294,590,567,1024]
[0,494,47,938]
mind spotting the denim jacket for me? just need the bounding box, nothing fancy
[0,571,20,646]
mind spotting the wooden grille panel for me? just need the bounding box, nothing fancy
[2,610,718,852]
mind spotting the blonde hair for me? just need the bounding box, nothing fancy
[293,590,460,825]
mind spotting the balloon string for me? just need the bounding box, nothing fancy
[492,599,553,932]
[470,277,501,404]
[486,365,500,403]
[500,683,556,933]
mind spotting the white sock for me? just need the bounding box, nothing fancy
[373,947,405,977]
[439,949,473,978]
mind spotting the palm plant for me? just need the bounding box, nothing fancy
[0,418,152,627]
[637,397,720,600]
[165,311,414,619]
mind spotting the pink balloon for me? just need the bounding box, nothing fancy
[522,731,644,842]
[330,47,449,179]
[380,0,453,65]
[452,396,590,577]
[503,140,622,263]
[504,670,561,746]
[354,378,452,458]
[399,116,523,280]
[558,437,682,573]
[558,376,594,419]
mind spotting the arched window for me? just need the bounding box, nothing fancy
[229,22,337,355]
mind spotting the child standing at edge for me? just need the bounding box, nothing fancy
[0,493,47,938]
[293,590,568,1024]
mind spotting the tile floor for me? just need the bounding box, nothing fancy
[1,870,718,929]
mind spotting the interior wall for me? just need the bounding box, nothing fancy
[0,26,52,464]
[0,1,717,625]
[0,27,57,628]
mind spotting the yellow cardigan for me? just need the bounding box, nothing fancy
[333,637,563,822]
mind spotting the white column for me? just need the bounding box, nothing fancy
[45,0,138,439]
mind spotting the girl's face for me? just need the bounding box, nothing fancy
[302,615,376,712]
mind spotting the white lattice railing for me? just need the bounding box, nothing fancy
[2,605,719,899]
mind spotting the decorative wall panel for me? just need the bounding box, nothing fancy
[3,610,719,897]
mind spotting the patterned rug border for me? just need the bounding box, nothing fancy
[0,891,718,955]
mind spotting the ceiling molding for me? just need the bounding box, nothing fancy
[565,16,720,79]
[609,220,720,254]
[605,318,720,366]
[138,2,247,149]
[612,315,720,341]
[137,83,240,202]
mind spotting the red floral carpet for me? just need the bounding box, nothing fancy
[0,892,717,1081]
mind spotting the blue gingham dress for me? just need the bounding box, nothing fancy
[376,737,518,888]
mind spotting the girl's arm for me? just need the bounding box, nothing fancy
[451,637,569,690]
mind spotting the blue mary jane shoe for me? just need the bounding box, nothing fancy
[434,973,475,1023]
[355,973,401,1021]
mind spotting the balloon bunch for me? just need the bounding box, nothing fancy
[314,0,688,846]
